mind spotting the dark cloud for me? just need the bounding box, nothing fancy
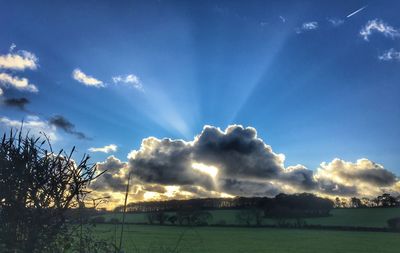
[280,165,318,190]
[193,125,284,179]
[91,156,129,192]
[143,184,167,194]
[129,137,215,189]
[91,125,399,200]
[48,115,89,140]
[220,179,281,197]
[317,178,358,196]
[3,97,29,110]
[344,168,397,186]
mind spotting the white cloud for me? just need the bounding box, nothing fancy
[296,22,318,33]
[112,74,143,91]
[0,115,58,141]
[9,43,16,52]
[360,19,400,41]
[378,48,400,61]
[315,158,398,197]
[0,73,38,92]
[328,18,344,27]
[0,88,3,96]
[72,68,104,87]
[89,144,118,153]
[0,50,38,70]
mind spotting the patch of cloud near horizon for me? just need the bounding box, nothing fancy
[90,125,400,207]
[89,144,118,153]
[72,68,104,87]
[360,19,400,41]
[0,115,57,141]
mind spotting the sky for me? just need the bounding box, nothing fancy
[1,0,400,206]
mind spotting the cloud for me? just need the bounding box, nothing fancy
[315,158,398,196]
[360,19,400,41]
[9,43,16,52]
[0,73,38,92]
[0,49,38,70]
[112,74,143,91]
[378,48,400,61]
[48,115,89,140]
[0,115,57,141]
[90,156,129,192]
[89,144,118,153]
[328,18,344,27]
[128,137,215,189]
[3,97,30,110]
[72,68,104,87]
[296,22,318,33]
[90,125,399,205]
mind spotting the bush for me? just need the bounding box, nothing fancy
[0,129,104,252]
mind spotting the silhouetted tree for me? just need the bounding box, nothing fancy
[350,197,363,208]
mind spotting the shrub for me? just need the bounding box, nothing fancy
[0,129,104,252]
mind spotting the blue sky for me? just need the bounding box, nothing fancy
[1,0,400,178]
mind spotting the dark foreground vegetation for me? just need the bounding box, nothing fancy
[0,131,116,252]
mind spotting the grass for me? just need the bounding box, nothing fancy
[94,224,400,253]
[99,208,400,228]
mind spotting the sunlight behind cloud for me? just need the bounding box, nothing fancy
[192,162,219,178]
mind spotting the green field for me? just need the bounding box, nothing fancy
[94,224,400,253]
[100,208,400,228]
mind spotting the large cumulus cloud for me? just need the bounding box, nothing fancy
[91,125,399,208]
[315,158,398,196]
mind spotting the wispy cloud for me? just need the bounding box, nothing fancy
[48,115,90,140]
[0,115,58,141]
[360,19,400,41]
[346,5,367,18]
[72,68,104,87]
[0,49,38,71]
[378,48,400,61]
[0,73,38,92]
[3,97,30,111]
[279,16,286,23]
[296,21,318,33]
[112,74,143,91]
[89,144,118,153]
[328,18,344,27]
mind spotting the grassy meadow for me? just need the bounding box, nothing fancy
[100,208,400,228]
[93,224,400,253]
